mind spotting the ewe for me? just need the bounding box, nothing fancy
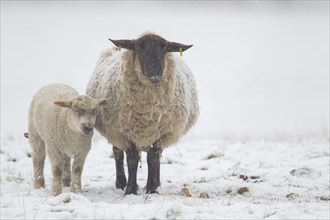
[28,83,108,195]
[87,32,199,195]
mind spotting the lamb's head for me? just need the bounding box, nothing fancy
[53,96,109,134]
[109,33,193,83]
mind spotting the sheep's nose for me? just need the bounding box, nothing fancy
[82,124,93,134]
[148,69,162,83]
[149,76,162,83]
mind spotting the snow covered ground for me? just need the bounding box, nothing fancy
[1,133,329,219]
[1,1,329,219]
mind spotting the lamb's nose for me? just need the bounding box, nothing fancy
[82,125,93,134]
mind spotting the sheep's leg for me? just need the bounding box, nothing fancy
[29,132,46,189]
[71,150,89,193]
[146,141,163,194]
[48,147,64,196]
[113,146,127,190]
[62,154,71,187]
[125,143,139,195]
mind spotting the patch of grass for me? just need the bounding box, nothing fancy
[320,195,330,201]
[7,156,17,162]
[166,207,181,219]
[144,194,152,203]
[6,173,24,184]
[193,177,208,183]
[195,177,205,183]
[62,196,72,203]
[205,152,224,160]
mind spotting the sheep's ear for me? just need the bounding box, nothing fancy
[167,42,193,52]
[108,39,136,50]
[53,101,73,108]
[98,98,109,108]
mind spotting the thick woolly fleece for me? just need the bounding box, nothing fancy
[87,47,199,151]
[28,84,93,155]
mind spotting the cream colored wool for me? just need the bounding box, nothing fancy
[87,46,199,151]
[28,83,104,195]
[29,84,93,155]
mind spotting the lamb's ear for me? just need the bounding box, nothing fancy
[167,42,193,52]
[98,98,109,108]
[108,39,136,50]
[53,101,73,108]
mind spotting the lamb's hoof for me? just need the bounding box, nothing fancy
[52,189,62,196]
[71,183,81,193]
[116,178,127,190]
[124,185,138,195]
[34,179,45,189]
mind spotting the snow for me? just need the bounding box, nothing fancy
[1,133,329,219]
[1,1,329,219]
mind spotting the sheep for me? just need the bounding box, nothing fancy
[28,83,108,196]
[86,32,199,195]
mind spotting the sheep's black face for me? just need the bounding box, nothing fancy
[109,33,193,83]
[135,35,167,83]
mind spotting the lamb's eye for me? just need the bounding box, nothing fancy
[79,109,86,115]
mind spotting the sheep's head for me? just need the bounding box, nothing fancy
[109,34,193,83]
[53,96,108,135]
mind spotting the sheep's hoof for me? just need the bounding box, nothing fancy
[124,185,138,195]
[146,185,159,194]
[145,180,160,194]
[146,188,159,194]
[116,178,127,190]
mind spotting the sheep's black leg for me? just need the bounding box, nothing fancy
[146,141,163,194]
[113,146,127,190]
[125,143,139,195]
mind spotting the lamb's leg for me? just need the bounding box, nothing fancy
[113,146,127,190]
[62,154,71,187]
[48,147,64,196]
[125,143,139,195]
[146,141,163,194]
[71,150,89,193]
[29,132,46,189]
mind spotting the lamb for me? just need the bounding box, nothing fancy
[87,32,199,195]
[28,83,108,196]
